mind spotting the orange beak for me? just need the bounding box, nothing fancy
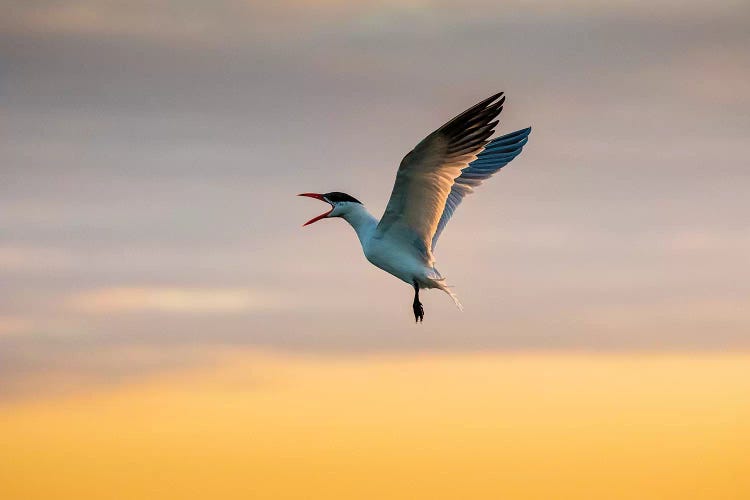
[297,193,333,226]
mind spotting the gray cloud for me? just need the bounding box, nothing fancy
[1,0,749,397]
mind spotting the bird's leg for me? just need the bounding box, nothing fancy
[412,280,424,323]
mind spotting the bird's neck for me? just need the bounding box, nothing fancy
[341,204,378,248]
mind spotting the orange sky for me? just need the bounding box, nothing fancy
[2,351,749,499]
[2,2,749,498]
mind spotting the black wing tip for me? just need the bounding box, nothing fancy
[486,91,504,103]
[471,92,503,107]
[478,92,505,110]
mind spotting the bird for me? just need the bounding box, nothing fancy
[299,92,531,322]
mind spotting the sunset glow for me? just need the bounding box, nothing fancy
[2,0,748,498]
[2,352,749,499]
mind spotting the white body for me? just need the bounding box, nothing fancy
[340,203,462,307]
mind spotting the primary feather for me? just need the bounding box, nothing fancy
[432,126,532,249]
[375,92,506,265]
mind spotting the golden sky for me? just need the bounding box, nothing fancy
[2,351,749,499]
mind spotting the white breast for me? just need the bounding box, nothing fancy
[364,236,430,286]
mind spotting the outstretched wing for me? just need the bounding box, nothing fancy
[431,127,531,249]
[375,93,505,264]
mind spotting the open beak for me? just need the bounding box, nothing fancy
[297,193,333,226]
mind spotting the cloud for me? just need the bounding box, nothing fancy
[0,316,32,336]
[66,287,278,314]
[0,335,226,401]
[0,246,72,272]
[0,0,748,400]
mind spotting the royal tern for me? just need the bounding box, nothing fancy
[299,92,531,322]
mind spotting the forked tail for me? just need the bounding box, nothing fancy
[428,274,463,311]
[439,281,463,311]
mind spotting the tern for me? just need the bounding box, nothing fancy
[299,92,531,322]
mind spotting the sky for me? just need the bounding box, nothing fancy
[1,1,749,497]
[2,351,749,499]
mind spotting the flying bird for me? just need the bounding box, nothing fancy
[299,92,531,322]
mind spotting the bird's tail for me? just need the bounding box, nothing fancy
[428,269,463,311]
[440,283,464,311]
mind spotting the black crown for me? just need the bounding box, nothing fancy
[324,192,362,204]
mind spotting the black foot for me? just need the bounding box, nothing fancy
[412,280,424,323]
[413,300,424,323]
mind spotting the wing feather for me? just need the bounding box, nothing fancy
[375,93,506,264]
[431,127,532,249]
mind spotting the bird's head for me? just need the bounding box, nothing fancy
[297,192,362,226]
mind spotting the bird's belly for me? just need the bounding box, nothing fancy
[364,239,427,285]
